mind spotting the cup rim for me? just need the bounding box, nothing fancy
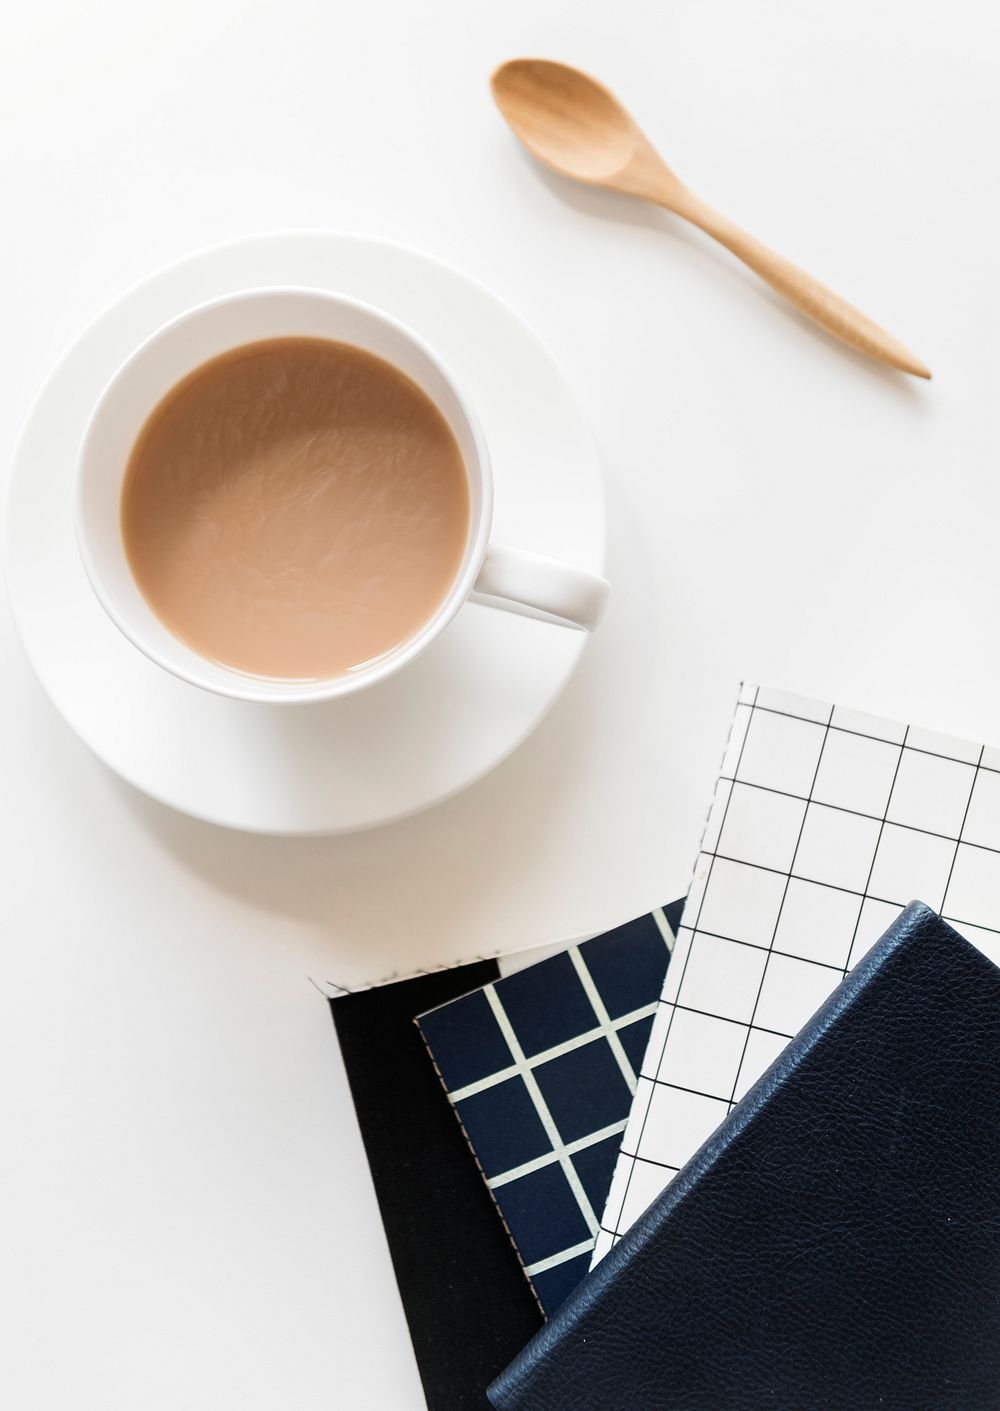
[75,285,494,706]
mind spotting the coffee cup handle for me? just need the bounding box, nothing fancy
[469,544,610,631]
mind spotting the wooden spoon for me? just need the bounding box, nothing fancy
[492,59,931,379]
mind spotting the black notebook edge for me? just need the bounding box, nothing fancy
[329,963,544,1411]
[414,1012,548,1318]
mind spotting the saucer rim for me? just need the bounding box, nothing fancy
[5,230,605,835]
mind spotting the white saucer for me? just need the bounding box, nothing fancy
[5,232,605,834]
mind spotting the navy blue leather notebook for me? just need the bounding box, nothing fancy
[488,902,1000,1411]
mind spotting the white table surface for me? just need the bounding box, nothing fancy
[2,2,997,1406]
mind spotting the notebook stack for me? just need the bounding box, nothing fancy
[330,684,1000,1411]
[329,903,682,1409]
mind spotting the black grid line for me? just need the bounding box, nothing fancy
[746,701,991,771]
[667,923,864,972]
[840,727,907,976]
[939,912,1000,940]
[727,705,835,1109]
[643,1074,787,1102]
[594,685,1000,1262]
[602,685,759,1245]
[613,1155,681,1172]
[649,1001,793,1042]
[719,774,979,848]
[699,850,868,891]
[937,746,986,934]
[694,849,994,916]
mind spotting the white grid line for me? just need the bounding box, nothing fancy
[483,985,600,1238]
[568,945,640,1094]
[523,1239,595,1278]
[446,998,658,1103]
[651,907,677,951]
[488,1119,629,1190]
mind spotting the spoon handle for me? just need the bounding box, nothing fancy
[669,192,930,378]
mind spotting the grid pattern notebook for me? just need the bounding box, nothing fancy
[418,906,680,1313]
[593,683,1000,1264]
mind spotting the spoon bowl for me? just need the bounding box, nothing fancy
[491,59,642,185]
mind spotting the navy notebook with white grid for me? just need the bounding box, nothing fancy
[416,902,681,1314]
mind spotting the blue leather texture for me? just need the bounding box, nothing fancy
[488,902,1000,1410]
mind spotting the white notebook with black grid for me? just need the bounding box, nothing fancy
[594,682,1000,1265]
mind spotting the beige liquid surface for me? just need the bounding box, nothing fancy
[121,337,471,679]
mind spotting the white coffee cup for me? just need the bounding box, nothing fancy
[75,287,609,705]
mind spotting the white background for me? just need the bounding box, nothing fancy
[2,1,998,1406]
